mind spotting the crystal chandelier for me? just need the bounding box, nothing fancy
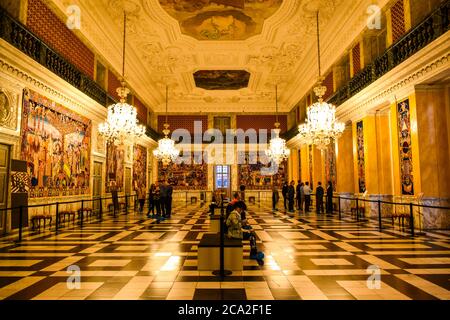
[297,12,345,150]
[98,12,145,145]
[153,86,179,166]
[265,85,290,165]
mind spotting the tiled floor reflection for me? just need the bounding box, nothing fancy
[0,202,449,300]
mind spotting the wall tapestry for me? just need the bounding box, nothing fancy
[106,142,125,192]
[238,152,287,190]
[397,99,414,195]
[356,120,366,193]
[325,140,337,191]
[158,154,207,190]
[20,88,91,198]
[133,144,147,191]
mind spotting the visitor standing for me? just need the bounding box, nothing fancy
[304,182,311,212]
[281,181,288,210]
[166,183,173,218]
[153,183,161,219]
[147,184,156,217]
[296,180,301,210]
[299,182,305,212]
[316,182,324,214]
[159,181,168,217]
[326,181,333,214]
[272,184,279,212]
[288,181,295,213]
[137,184,146,213]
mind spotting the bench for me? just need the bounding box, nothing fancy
[31,215,52,231]
[77,207,94,220]
[209,215,221,233]
[107,202,126,213]
[58,210,76,225]
[191,196,197,204]
[198,233,243,271]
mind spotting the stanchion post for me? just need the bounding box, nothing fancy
[80,199,84,228]
[18,206,23,243]
[378,200,382,231]
[99,197,103,221]
[356,197,359,221]
[338,196,341,220]
[409,202,415,237]
[55,202,59,233]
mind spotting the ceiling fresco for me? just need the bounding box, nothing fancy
[193,70,250,90]
[158,0,283,40]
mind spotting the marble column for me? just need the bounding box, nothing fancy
[336,125,355,212]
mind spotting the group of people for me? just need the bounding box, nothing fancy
[273,180,334,214]
[133,180,174,221]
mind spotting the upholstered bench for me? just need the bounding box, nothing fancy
[31,215,52,231]
[209,215,221,233]
[198,233,243,271]
[58,210,76,225]
[77,207,94,220]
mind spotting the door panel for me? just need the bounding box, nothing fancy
[0,144,10,232]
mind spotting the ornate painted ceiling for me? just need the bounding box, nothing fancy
[46,0,390,114]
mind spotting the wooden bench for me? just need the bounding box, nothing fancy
[31,215,52,231]
[198,233,243,271]
[77,207,94,220]
[191,196,197,204]
[58,210,76,225]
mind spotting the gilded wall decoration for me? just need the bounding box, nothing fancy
[106,142,125,192]
[20,89,91,198]
[0,89,18,130]
[397,99,414,195]
[356,120,366,193]
[158,154,207,190]
[133,144,147,191]
[237,152,287,190]
[308,144,313,186]
[159,0,283,41]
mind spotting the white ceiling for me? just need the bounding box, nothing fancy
[47,0,388,113]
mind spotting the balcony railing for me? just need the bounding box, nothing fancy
[327,0,449,107]
[0,6,162,141]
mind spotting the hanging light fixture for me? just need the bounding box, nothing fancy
[265,85,290,165]
[98,12,146,145]
[152,85,180,166]
[297,11,345,150]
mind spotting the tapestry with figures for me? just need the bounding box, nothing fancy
[106,142,125,192]
[237,152,287,190]
[158,153,207,190]
[133,144,147,191]
[356,121,366,193]
[20,88,91,198]
[397,99,414,195]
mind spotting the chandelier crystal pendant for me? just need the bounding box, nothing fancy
[297,11,345,150]
[152,86,180,166]
[265,85,290,165]
[98,12,145,145]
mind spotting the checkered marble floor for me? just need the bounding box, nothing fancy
[0,202,449,300]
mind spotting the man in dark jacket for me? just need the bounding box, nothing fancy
[159,181,168,218]
[326,181,333,214]
[281,181,288,210]
[316,182,325,214]
[296,180,301,210]
[166,183,173,217]
[287,181,295,213]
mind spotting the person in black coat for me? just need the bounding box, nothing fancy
[316,182,325,214]
[287,181,295,212]
[326,181,333,214]
[296,180,301,210]
[281,181,288,210]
